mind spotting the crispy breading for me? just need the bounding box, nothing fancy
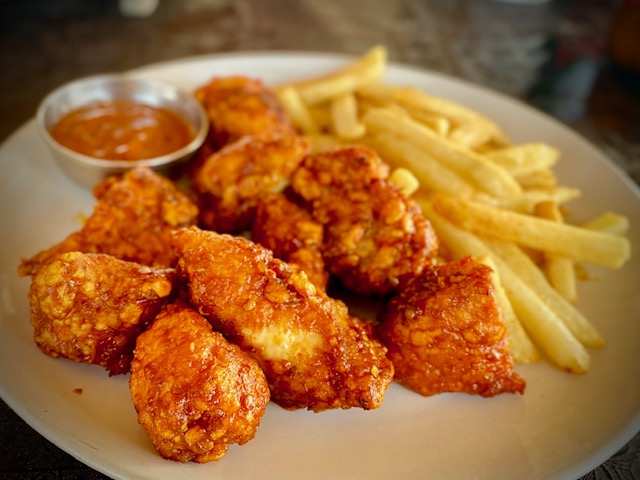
[376,257,525,397]
[194,76,294,148]
[18,167,198,276]
[290,145,439,296]
[129,301,270,463]
[28,252,176,375]
[251,192,328,290]
[192,131,311,233]
[172,227,393,412]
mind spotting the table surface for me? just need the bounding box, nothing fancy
[0,0,638,479]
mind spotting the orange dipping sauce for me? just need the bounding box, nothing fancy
[50,99,195,161]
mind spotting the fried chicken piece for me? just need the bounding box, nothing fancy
[28,252,176,375]
[194,76,294,149]
[18,167,198,276]
[129,301,270,463]
[172,227,393,412]
[251,192,329,290]
[192,131,311,233]
[290,145,439,296]
[376,257,525,397]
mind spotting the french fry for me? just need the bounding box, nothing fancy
[448,122,493,150]
[364,132,477,198]
[291,45,387,106]
[499,266,590,374]
[387,86,511,147]
[303,134,346,153]
[430,193,631,269]
[307,105,333,132]
[357,84,454,136]
[484,239,604,348]
[277,86,319,134]
[514,168,558,189]
[582,211,630,236]
[534,201,578,303]
[478,255,540,364]
[484,143,559,176]
[362,108,522,198]
[407,110,451,136]
[475,186,581,214]
[389,168,420,197]
[330,93,366,140]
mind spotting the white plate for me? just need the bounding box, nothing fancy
[1,52,639,480]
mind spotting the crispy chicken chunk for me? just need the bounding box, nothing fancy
[172,227,393,412]
[251,193,328,290]
[18,167,198,276]
[290,145,438,296]
[28,252,175,375]
[194,76,294,149]
[130,301,270,463]
[376,257,525,397]
[192,131,311,233]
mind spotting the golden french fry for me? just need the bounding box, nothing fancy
[303,134,346,153]
[292,46,387,105]
[534,201,578,303]
[330,93,366,140]
[514,168,558,189]
[388,86,511,146]
[419,199,584,370]
[448,122,493,150]
[478,255,540,364]
[362,108,522,198]
[484,143,559,176]
[582,211,630,236]
[389,168,420,197]
[364,132,477,198]
[485,239,604,348]
[499,267,590,374]
[407,110,451,136]
[307,105,333,132]
[431,193,631,269]
[475,186,581,214]
[277,86,319,134]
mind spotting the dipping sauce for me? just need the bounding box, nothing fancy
[50,99,195,161]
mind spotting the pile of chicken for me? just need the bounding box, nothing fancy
[19,76,524,464]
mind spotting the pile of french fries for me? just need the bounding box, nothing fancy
[275,46,632,374]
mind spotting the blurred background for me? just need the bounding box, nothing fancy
[1,0,639,184]
[1,0,638,478]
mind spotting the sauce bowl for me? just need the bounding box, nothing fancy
[36,74,209,189]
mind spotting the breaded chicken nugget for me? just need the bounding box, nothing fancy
[376,257,525,397]
[290,145,438,296]
[28,252,176,375]
[194,76,294,148]
[251,192,328,290]
[172,227,393,412]
[18,167,198,276]
[193,131,311,233]
[130,301,270,463]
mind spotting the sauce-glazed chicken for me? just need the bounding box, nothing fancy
[28,252,176,375]
[130,301,270,463]
[290,145,439,296]
[251,192,329,291]
[192,131,310,233]
[377,257,525,397]
[172,227,393,412]
[18,167,198,276]
[194,76,295,149]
